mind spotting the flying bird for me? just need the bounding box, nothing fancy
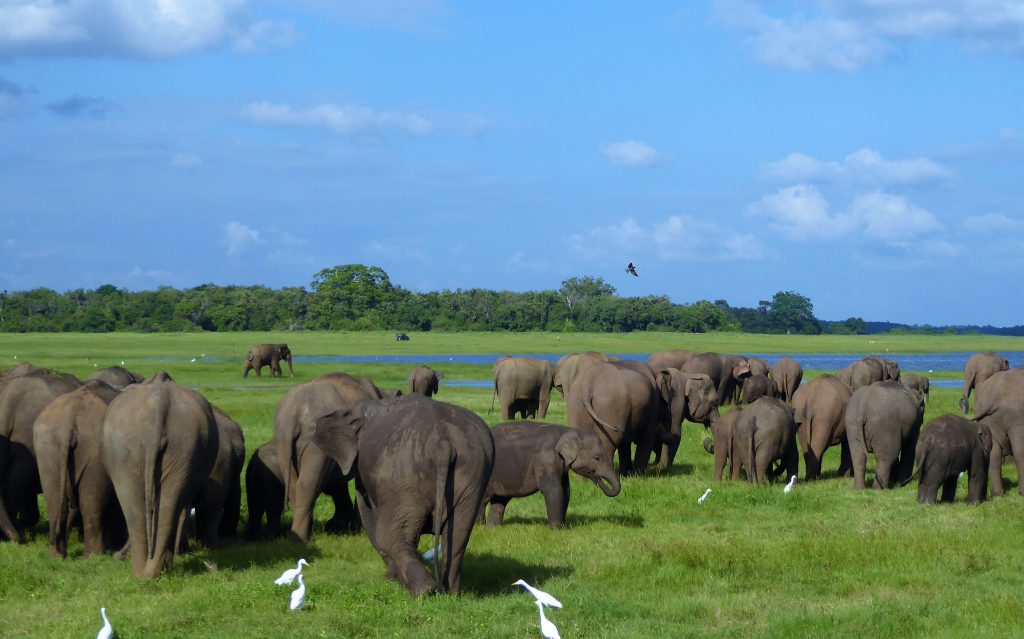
[535,600,561,639]
[289,574,306,611]
[275,558,309,586]
[513,579,563,609]
[96,607,112,639]
[697,488,711,504]
[784,475,797,494]
[625,262,638,277]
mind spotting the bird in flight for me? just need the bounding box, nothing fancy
[625,262,638,277]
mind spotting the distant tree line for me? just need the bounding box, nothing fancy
[2,263,999,335]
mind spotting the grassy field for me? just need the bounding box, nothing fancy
[1,332,1023,638]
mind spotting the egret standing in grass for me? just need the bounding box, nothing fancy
[535,600,561,639]
[275,559,308,586]
[289,574,306,611]
[96,607,112,639]
[698,488,712,504]
[783,475,797,493]
[513,579,563,609]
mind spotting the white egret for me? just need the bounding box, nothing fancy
[784,475,797,494]
[422,544,442,561]
[120,360,125,366]
[535,600,561,639]
[275,558,309,586]
[96,607,112,639]
[289,574,306,611]
[513,579,562,609]
[190,357,196,362]
[697,488,711,504]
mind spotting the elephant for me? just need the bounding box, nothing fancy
[769,357,803,404]
[192,406,245,547]
[100,374,219,578]
[845,381,924,489]
[274,372,384,542]
[646,349,696,373]
[747,356,770,378]
[651,369,719,471]
[863,356,901,382]
[901,373,930,403]
[848,359,884,390]
[961,352,1010,414]
[734,397,799,485]
[908,415,991,504]
[0,369,81,542]
[245,442,285,539]
[566,361,659,476]
[492,357,556,420]
[312,393,495,597]
[835,366,853,389]
[553,351,609,398]
[408,365,443,397]
[702,407,744,481]
[972,368,1024,418]
[482,421,620,528]
[681,352,751,407]
[792,374,852,480]
[741,374,775,405]
[243,343,294,378]
[87,366,145,389]
[975,407,1024,497]
[32,379,122,557]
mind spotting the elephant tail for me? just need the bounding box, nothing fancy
[54,417,78,548]
[144,389,170,560]
[582,390,622,448]
[432,440,454,588]
[899,448,925,487]
[748,418,758,484]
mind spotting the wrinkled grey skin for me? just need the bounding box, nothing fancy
[908,415,991,504]
[553,352,610,398]
[493,357,556,420]
[848,360,883,390]
[33,379,122,557]
[747,357,770,378]
[245,442,285,539]
[566,362,659,476]
[681,352,751,407]
[313,394,495,597]
[845,381,924,489]
[735,397,799,485]
[482,421,620,528]
[901,373,930,403]
[971,370,1024,496]
[87,366,145,389]
[193,406,245,546]
[647,350,696,374]
[274,372,383,542]
[769,357,803,404]
[741,375,775,405]
[0,369,81,542]
[652,369,719,471]
[101,375,219,579]
[703,407,744,481]
[243,343,294,378]
[960,352,1009,414]
[863,356,901,382]
[408,365,444,397]
[792,375,852,480]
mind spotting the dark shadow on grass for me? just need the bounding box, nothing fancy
[498,512,644,528]
[642,462,696,478]
[177,535,326,575]
[459,551,574,596]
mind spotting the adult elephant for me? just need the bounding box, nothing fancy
[769,357,803,404]
[681,352,751,408]
[747,357,770,378]
[492,357,556,420]
[313,394,495,597]
[735,397,799,485]
[848,359,884,390]
[245,442,285,539]
[482,421,620,528]
[972,369,1024,496]
[647,350,695,373]
[901,373,930,403]
[87,366,145,389]
[961,352,1010,414]
[566,361,659,476]
[408,366,443,397]
[274,372,383,542]
[846,381,924,489]
[33,379,122,557]
[0,369,81,542]
[652,369,719,471]
[101,375,219,579]
[192,407,245,546]
[741,375,774,405]
[908,415,991,504]
[863,356,901,382]
[553,351,609,398]
[792,374,852,480]
[243,343,294,378]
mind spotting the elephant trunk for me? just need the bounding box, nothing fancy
[591,470,621,497]
[703,437,715,454]
[286,354,294,378]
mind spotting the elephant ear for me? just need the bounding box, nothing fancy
[555,430,582,469]
[435,371,444,380]
[657,370,675,404]
[313,409,362,475]
[978,423,994,458]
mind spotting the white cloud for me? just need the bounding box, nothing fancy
[233,19,302,53]
[223,221,265,256]
[170,153,202,169]
[962,213,1024,235]
[850,191,943,243]
[128,265,173,279]
[714,0,1024,70]
[571,215,765,263]
[751,184,856,240]
[602,140,662,167]
[762,148,951,185]
[242,101,433,136]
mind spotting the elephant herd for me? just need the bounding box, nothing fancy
[1,348,1021,597]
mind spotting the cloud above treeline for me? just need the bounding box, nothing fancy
[761,148,951,185]
[223,221,265,256]
[571,215,765,263]
[602,140,662,166]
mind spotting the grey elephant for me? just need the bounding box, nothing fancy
[482,421,620,528]
[961,352,1009,414]
[408,365,444,397]
[741,374,775,405]
[566,361,659,476]
[735,397,799,485]
[845,381,924,489]
[975,407,1024,497]
[101,374,219,578]
[863,356,901,382]
[681,352,751,407]
[243,343,294,378]
[792,374,852,480]
[703,407,745,481]
[87,366,145,389]
[553,351,609,398]
[747,356,770,378]
[313,393,495,597]
[493,357,556,420]
[652,369,719,471]
[901,373,930,403]
[33,379,122,557]
[192,406,245,546]
[646,349,696,373]
[907,415,991,504]
[0,368,81,542]
[769,356,803,404]
[244,442,287,539]
[847,359,883,390]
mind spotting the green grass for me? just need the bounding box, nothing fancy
[1,332,1023,638]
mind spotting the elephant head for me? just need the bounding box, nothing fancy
[275,344,294,377]
[555,429,620,497]
[658,370,718,428]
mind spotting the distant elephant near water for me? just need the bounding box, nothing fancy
[961,352,1009,414]
[493,357,556,420]
[243,344,294,378]
[88,366,145,389]
[769,357,803,404]
[408,366,443,397]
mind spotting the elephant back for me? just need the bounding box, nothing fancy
[973,369,1024,419]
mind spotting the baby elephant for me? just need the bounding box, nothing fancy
[909,415,992,504]
[483,422,621,528]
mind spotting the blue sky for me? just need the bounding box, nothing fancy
[1,1,1022,326]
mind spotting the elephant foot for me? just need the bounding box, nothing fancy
[114,541,131,562]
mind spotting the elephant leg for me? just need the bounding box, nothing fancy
[325,480,358,534]
[485,498,509,527]
[538,392,551,419]
[242,364,251,378]
[917,473,939,504]
[540,475,570,528]
[289,457,328,543]
[437,492,481,595]
[874,455,896,490]
[940,476,958,503]
[79,471,111,556]
[616,440,634,476]
[837,438,853,477]
[377,508,435,597]
[989,443,1006,497]
[803,447,821,482]
[40,468,69,557]
[851,443,869,489]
